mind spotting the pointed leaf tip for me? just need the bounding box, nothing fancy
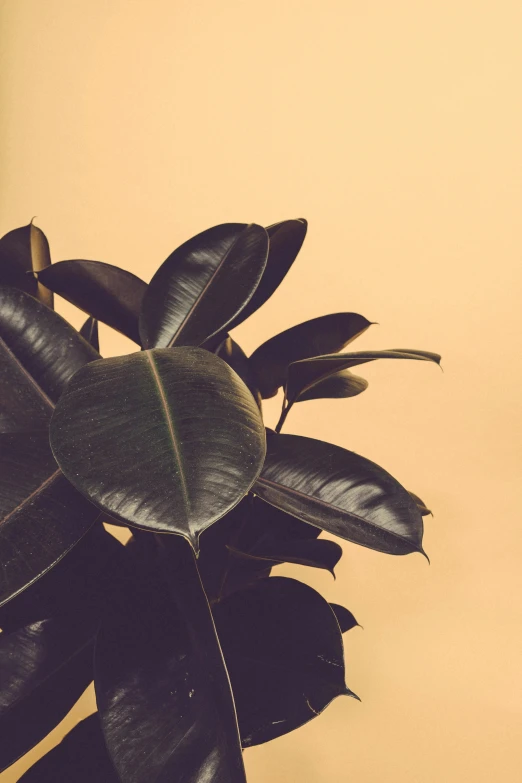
[344,687,361,702]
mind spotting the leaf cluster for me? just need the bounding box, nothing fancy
[0,219,439,781]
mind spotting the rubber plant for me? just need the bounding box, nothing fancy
[0,219,439,782]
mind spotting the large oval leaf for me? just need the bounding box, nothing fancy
[18,715,119,782]
[254,433,427,556]
[0,526,123,771]
[95,541,247,783]
[296,369,369,402]
[214,577,357,747]
[139,223,269,348]
[0,286,99,432]
[286,349,441,404]
[250,313,373,398]
[0,222,53,307]
[50,347,266,550]
[227,218,307,329]
[38,260,146,344]
[0,432,99,606]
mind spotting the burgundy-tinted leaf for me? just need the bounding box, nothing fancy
[79,316,99,351]
[0,223,53,307]
[0,431,100,606]
[330,603,360,633]
[18,715,119,783]
[95,541,247,783]
[50,348,265,551]
[214,577,358,747]
[227,218,307,329]
[139,223,269,348]
[39,260,146,344]
[254,432,427,557]
[250,313,373,399]
[287,349,441,404]
[0,287,98,433]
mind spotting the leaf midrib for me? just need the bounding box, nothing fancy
[144,352,191,523]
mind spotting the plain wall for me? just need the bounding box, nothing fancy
[1,1,521,780]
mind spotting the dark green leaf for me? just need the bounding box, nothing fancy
[215,334,262,410]
[228,538,342,577]
[250,313,373,399]
[227,218,307,329]
[139,223,269,348]
[287,349,441,404]
[409,490,433,516]
[0,432,100,606]
[214,576,358,747]
[0,522,122,632]
[198,495,321,603]
[50,347,266,550]
[0,526,123,770]
[330,603,360,633]
[296,369,369,402]
[0,222,53,307]
[95,541,247,783]
[18,715,119,782]
[0,287,98,433]
[39,260,146,344]
[79,316,99,351]
[254,432,427,556]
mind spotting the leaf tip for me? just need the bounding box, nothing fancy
[344,686,361,702]
[419,547,431,565]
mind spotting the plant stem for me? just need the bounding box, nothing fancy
[155,534,246,778]
[275,401,292,433]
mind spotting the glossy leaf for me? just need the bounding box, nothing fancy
[0,432,99,606]
[0,619,93,772]
[79,316,100,351]
[0,222,53,307]
[296,369,369,402]
[95,541,247,783]
[0,522,122,633]
[18,715,119,783]
[214,577,358,747]
[409,490,433,516]
[215,334,262,409]
[50,347,266,550]
[254,432,427,556]
[330,603,360,633]
[0,526,123,771]
[0,287,98,433]
[250,313,373,398]
[227,218,307,329]
[39,260,146,344]
[287,349,441,404]
[198,495,321,603]
[140,223,269,348]
[228,538,343,577]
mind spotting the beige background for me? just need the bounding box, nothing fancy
[1,1,521,780]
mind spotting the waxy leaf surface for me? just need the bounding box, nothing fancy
[215,334,262,409]
[0,287,98,432]
[227,219,307,329]
[214,576,357,747]
[0,223,53,307]
[0,432,99,606]
[50,347,266,550]
[79,316,100,351]
[140,223,269,348]
[287,349,441,404]
[254,433,426,556]
[250,313,372,398]
[39,260,146,344]
[18,715,119,782]
[95,543,247,783]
